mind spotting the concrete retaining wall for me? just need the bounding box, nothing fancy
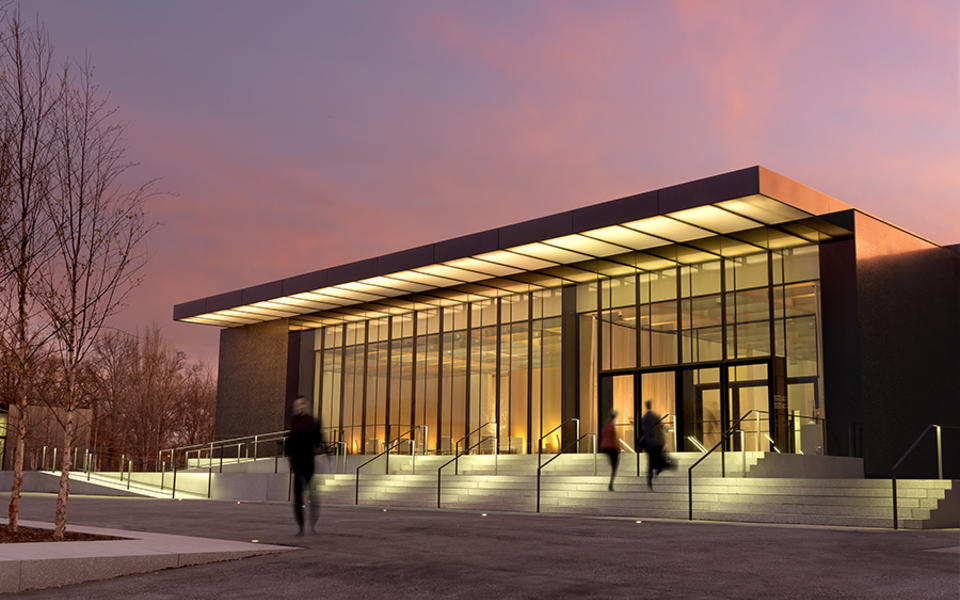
[0,472,139,496]
[747,454,864,478]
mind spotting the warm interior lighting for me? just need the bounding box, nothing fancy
[716,194,810,224]
[667,205,759,234]
[581,226,663,250]
[544,234,625,257]
[445,257,521,277]
[475,250,554,270]
[623,215,712,242]
[509,242,589,264]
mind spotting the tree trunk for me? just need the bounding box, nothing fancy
[53,399,76,540]
[6,397,28,533]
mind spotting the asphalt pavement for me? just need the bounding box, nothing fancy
[2,492,958,599]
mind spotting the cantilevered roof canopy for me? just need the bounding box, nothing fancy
[174,166,854,329]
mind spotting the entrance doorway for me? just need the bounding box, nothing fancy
[601,358,785,454]
[598,374,635,451]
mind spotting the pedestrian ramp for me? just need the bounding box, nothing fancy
[31,469,211,500]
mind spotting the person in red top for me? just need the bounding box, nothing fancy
[599,410,620,491]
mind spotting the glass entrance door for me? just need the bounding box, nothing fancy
[638,371,676,451]
[728,363,769,451]
[677,362,772,452]
[599,373,635,451]
[680,367,722,451]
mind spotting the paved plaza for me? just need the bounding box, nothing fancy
[1,492,958,599]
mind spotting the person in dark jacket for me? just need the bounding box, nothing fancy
[640,400,666,490]
[284,395,326,535]
[599,410,620,491]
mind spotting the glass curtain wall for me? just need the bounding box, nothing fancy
[315,289,562,455]
[313,240,822,455]
[579,242,823,450]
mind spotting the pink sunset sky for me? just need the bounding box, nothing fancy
[27,0,960,368]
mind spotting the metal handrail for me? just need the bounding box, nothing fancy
[161,425,346,463]
[538,418,579,454]
[454,421,497,456]
[618,438,636,453]
[436,436,501,508]
[536,433,597,512]
[355,426,420,505]
[687,410,765,520]
[891,423,958,529]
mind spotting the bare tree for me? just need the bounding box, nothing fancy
[40,60,153,540]
[90,327,215,470]
[0,11,60,533]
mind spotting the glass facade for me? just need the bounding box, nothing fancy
[312,235,824,456]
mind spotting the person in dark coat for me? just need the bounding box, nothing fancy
[284,395,326,535]
[641,400,666,490]
[599,410,620,491]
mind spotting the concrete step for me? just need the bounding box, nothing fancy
[313,473,959,529]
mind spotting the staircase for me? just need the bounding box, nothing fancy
[32,449,958,529]
[313,453,959,529]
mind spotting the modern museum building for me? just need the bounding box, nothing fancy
[174,167,960,477]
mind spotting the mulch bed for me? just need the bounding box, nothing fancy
[1,526,126,543]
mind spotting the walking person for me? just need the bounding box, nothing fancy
[599,410,620,491]
[641,400,667,490]
[284,395,326,535]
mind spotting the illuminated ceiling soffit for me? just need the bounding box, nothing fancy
[185,194,829,328]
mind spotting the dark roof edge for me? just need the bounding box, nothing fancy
[172,166,848,319]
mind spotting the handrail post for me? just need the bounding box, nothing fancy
[740,430,746,476]
[721,439,725,478]
[536,468,541,513]
[207,446,214,498]
[935,425,943,479]
[120,453,124,480]
[688,468,693,520]
[355,463,361,505]
[756,411,761,452]
[52,447,58,472]
[593,435,597,476]
[636,439,641,477]
[673,414,678,451]
[127,460,132,490]
[171,449,177,500]
[892,476,898,530]
[253,435,259,461]
[41,446,47,470]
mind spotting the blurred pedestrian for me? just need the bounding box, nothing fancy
[641,400,666,489]
[599,410,620,491]
[284,395,326,535]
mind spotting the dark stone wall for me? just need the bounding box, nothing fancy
[819,212,960,476]
[819,235,862,458]
[214,319,290,440]
[852,213,960,477]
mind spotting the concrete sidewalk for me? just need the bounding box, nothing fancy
[0,517,291,593]
[2,492,958,599]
